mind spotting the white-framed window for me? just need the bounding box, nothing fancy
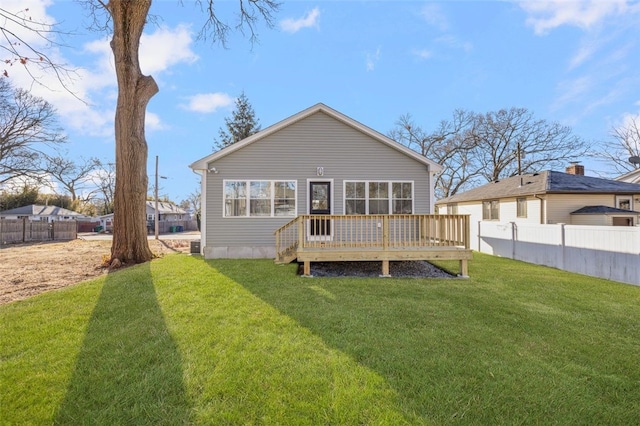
[482,200,500,220]
[517,198,527,218]
[224,180,296,217]
[344,181,414,214]
[615,195,633,211]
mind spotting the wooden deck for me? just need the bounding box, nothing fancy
[275,214,472,277]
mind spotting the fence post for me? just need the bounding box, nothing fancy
[559,223,565,270]
[22,217,26,243]
[511,222,517,260]
[477,220,482,253]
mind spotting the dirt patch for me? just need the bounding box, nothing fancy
[0,239,191,305]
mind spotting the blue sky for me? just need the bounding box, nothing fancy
[5,0,640,203]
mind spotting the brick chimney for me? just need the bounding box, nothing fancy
[566,162,584,175]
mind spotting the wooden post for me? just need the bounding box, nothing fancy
[459,259,469,278]
[298,216,305,250]
[304,260,311,276]
[381,259,390,276]
[275,229,280,263]
[383,215,389,250]
[464,215,471,249]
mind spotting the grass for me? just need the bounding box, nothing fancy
[1,253,639,424]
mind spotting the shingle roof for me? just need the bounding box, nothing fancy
[146,201,187,215]
[437,171,640,204]
[0,204,84,217]
[571,205,640,215]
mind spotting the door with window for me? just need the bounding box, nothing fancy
[309,181,331,237]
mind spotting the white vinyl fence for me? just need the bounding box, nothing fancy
[476,221,640,286]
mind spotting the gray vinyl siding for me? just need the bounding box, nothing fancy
[204,111,433,253]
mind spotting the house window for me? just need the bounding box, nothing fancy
[616,196,632,211]
[482,200,500,220]
[517,198,527,218]
[345,182,366,214]
[224,180,296,217]
[344,181,413,214]
[447,203,458,214]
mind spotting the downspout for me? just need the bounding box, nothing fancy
[191,168,206,255]
[534,194,545,224]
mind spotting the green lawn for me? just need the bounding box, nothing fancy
[1,253,639,425]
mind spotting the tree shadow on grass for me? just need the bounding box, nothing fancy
[55,263,190,425]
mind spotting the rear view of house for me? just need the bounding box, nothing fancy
[190,103,471,275]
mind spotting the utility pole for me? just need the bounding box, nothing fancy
[154,155,168,240]
[155,155,159,240]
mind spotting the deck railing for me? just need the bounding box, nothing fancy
[275,214,470,263]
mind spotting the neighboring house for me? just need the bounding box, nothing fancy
[0,204,90,222]
[436,164,640,227]
[190,103,444,259]
[615,168,640,184]
[97,202,189,233]
[145,201,188,223]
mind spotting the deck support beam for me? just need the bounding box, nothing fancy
[303,260,311,277]
[459,259,469,278]
[381,259,390,277]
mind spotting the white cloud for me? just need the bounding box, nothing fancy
[420,3,449,31]
[5,8,199,138]
[412,49,432,60]
[519,0,634,35]
[365,47,381,72]
[140,25,198,75]
[280,7,320,33]
[182,93,233,113]
[146,112,167,132]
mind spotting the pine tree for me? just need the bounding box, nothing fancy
[214,92,261,150]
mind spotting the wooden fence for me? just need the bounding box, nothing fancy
[0,219,77,245]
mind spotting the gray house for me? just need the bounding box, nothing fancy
[190,103,444,259]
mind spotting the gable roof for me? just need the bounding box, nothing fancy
[615,168,640,183]
[0,204,84,217]
[189,103,443,173]
[436,171,640,204]
[146,201,187,215]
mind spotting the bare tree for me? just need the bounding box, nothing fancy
[592,115,640,176]
[390,107,587,199]
[0,78,66,184]
[90,160,115,216]
[389,110,480,199]
[182,188,202,229]
[87,0,279,266]
[44,155,100,202]
[0,6,77,92]
[3,1,280,265]
[470,108,586,182]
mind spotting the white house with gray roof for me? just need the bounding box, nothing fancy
[190,103,443,259]
[0,204,90,222]
[436,165,640,227]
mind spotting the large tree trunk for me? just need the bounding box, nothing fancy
[107,0,157,265]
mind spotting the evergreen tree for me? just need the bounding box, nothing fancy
[214,92,261,150]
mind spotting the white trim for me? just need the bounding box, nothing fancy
[199,170,207,253]
[615,195,633,211]
[343,180,415,215]
[306,179,334,241]
[222,179,298,218]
